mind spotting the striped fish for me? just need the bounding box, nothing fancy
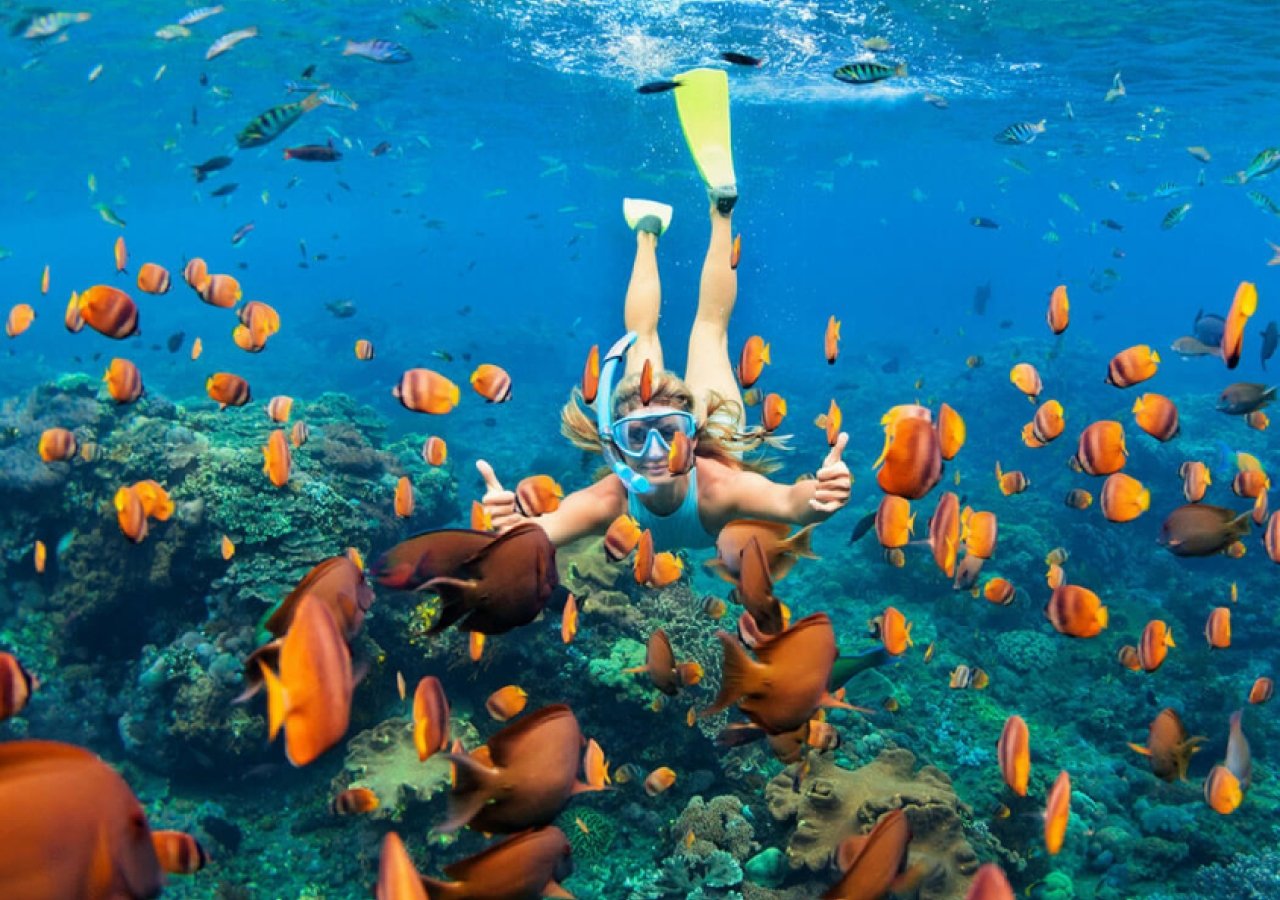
[1237,148,1280,184]
[1161,202,1192,231]
[1153,181,1187,198]
[236,94,323,148]
[832,61,907,84]
[1248,191,1280,217]
[23,11,90,39]
[177,5,225,26]
[342,39,412,63]
[994,120,1046,145]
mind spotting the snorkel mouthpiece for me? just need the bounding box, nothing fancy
[596,332,652,494]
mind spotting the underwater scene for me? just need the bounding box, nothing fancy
[2,0,1279,897]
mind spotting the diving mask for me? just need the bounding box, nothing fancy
[610,410,697,459]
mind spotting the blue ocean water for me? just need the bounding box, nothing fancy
[2,1,1279,897]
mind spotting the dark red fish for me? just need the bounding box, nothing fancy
[284,140,342,162]
[420,827,573,899]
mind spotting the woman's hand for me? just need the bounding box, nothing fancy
[475,460,527,532]
[809,432,851,514]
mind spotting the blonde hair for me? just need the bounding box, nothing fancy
[560,368,784,477]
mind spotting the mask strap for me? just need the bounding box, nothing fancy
[596,332,652,494]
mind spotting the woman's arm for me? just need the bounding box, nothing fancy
[702,433,851,527]
[475,460,626,548]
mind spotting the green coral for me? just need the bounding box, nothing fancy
[586,637,650,704]
[557,807,616,864]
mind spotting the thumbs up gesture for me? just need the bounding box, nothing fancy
[475,460,525,532]
[810,432,851,514]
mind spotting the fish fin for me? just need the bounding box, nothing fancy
[423,576,480,633]
[1126,742,1151,756]
[435,753,498,833]
[819,692,870,714]
[702,631,756,718]
[702,558,737,584]
[834,834,868,872]
[571,780,604,795]
[544,880,576,899]
[259,661,287,741]
[890,864,927,893]
[782,523,820,559]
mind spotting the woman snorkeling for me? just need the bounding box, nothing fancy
[476,69,851,551]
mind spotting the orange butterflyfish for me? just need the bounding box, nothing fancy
[1046,284,1069,334]
[1137,619,1175,672]
[639,358,654,404]
[136,262,171,295]
[1117,645,1141,671]
[470,363,513,403]
[1246,409,1269,431]
[190,336,203,360]
[1045,584,1108,637]
[997,715,1031,796]
[1220,281,1257,370]
[103,358,143,404]
[983,577,1016,605]
[874,495,915,548]
[468,631,485,662]
[470,500,492,532]
[330,787,380,816]
[150,830,209,874]
[37,427,78,463]
[1020,421,1045,448]
[633,529,655,584]
[113,235,128,272]
[1009,363,1042,401]
[412,676,450,761]
[132,480,173,521]
[220,535,235,560]
[344,546,364,570]
[290,421,310,448]
[515,474,563,517]
[422,436,447,466]
[648,551,683,587]
[874,606,913,656]
[604,513,642,561]
[206,372,252,409]
[1232,469,1270,498]
[561,594,578,644]
[667,430,695,474]
[266,395,293,423]
[825,808,919,900]
[375,832,428,900]
[643,766,677,796]
[960,507,997,558]
[948,665,989,690]
[1064,488,1093,510]
[1044,770,1072,854]
[1100,472,1150,522]
[239,300,281,347]
[263,429,292,488]
[582,344,600,404]
[928,491,960,577]
[40,264,50,295]
[737,335,770,388]
[761,392,787,432]
[936,402,966,460]
[1031,399,1065,443]
[114,485,149,543]
[815,397,842,448]
[1126,708,1204,782]
[354,338,375,360]
[1180,460,1211,502]
[876,416,941,499]
[1248,676,1274,705]
[183,257,209,291]
[1253,490,1269,526]
[1132,393,1179,441]
[198,273,241,308]
[394,476,415,517]
[393,368,460,414]
[824,315,840,364]
[1204,764,1242,814]
[730,233,742,269]
[485,685,529,721]
[5,303,35,338]
[1073,420,1127,475]
[1204,607,1231,648]
[63,292,83,333]
[994,461,1029,496]
[1045,561,1066,589]
[32,540,46,574]
[966,864,1016,900]
[0,653,38,722]
[1105,344,1160,387]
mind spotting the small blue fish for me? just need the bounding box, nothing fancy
[1161,202,1192,230]
[284,80,330,93]
[1237,148,1280,184]
[994,120,1046,145]
[342,39,411,63]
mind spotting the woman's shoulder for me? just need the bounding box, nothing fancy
[694,455,751,492]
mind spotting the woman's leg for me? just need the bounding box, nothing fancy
[684,204,742,421]
[624,230,663,377]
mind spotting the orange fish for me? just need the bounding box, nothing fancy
[5,303,35,338]
[928,491,961,577]
[1044,770,1072,854]
[470,363,513,403]
[420,827,573,899]
[422,436,447,466]
[516,474,563,517]
[824,315,840,364]
[582,344,600,403]
[583,737,610,788]
[1117,645,1141,671]
[1232,469,1270,498]
[264,429,292,488]
[625,629,702,696]
[960,507,997,558]
[644,766,677,796]
[486,685,529,721]
[1073,420,1127,475]
[190,336,203,360]
[994,461,1029,496]
[874,606,914,656]
[132,480,173,520]
[998,715,1030,796]
[354,339,375,360]
[1064,488,1093,510]
[103,358,143,404]
[966,864,1016,900]
[206,372,252,409]
[1248,676,1273,705]
[113,235,128,272]
[1220,281,1258,370]
[183,257,209,291]
[199,273,242,308]
[40,264,49,295]
[704,520,817,585]
[1204,764,1243,814]
[1105,344,1160,387]
[238,300,282,349]
[394,368,461,414]
[220,535,235,560]
[37,427,78,463]
[259,594,353,766]
[639,358,654,405]
[330,787,380,816]
[1246,409,1269,431]
[1100,473,1150,523]
[470,500,492,531]
[64,292,84,333]
[1031,399,1066,443]
[761,392,787,432]
[1132,393,1179,441]
[266,395,293,423]
[936,402,966,460]
[0,652,38,722]
[1180,461,1211,503]
[737,335,770,388]
[648,551,683,587]
[394,476,415,517]
[1126,708,1204,782]
[874,495,915,548]
[666,430,695,475]
[983,577,1016,605]
[80,289,141,337]
[604,513,642,561]
[114,485,149,543]
[826,808,921,900]
[876,416,942,499]
[730,233,742,269]
[32,539,46,574]
[634,528,655,584]
[413,676,450,761]
[376,832,428,900]
[1045,584,1108,637]
[290,420,310,448]
[1009,363,1042,401]
[561,594,578,644]
[151,830,209,874]
[1046,284,1069,334]
[135,262,170,295]
[1138,619,1175,672]
[815,397,842,448]
[1205,606,1231,648]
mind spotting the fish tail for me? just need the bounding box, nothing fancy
[259,661,287,741]
[436,753,496,833]
[703,631,755,718]
[785,523,820,559]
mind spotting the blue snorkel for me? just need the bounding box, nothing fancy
[596,331,653,495]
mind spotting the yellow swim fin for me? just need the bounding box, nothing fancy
[673,68,737,204]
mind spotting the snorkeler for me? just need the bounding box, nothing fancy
[476,68,851,551]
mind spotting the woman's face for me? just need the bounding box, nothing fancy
[617,404,696,484]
